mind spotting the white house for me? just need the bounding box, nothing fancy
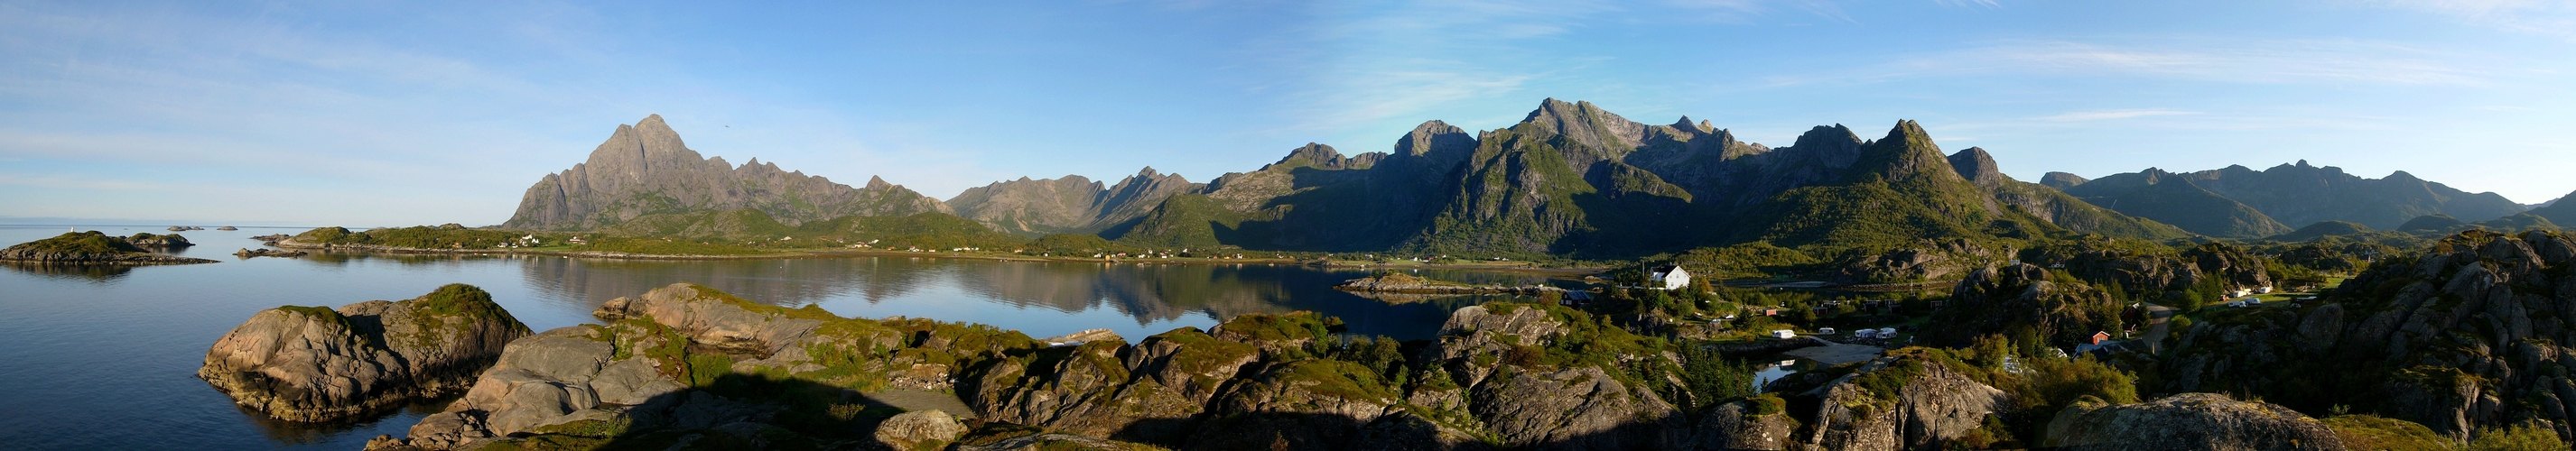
[1650,265,1691,290]
[1770,329,1795,339]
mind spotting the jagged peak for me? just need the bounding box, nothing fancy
[865,175,891,189]
[1396,120,1474,160]
[1947,147,2007,185]
[1790,124,1863,150]
[2386,170,2421,181]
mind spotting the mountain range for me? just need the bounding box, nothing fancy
[498,101,2552,258]
[2051,161,2527,238]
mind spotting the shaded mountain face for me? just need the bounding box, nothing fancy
[1111,99,2186,257]
[2528,190,2576,225]
[503,115,946,231]
[946,168,1196,236]
[2078,160,2526,233]
[2062,169,2292,238]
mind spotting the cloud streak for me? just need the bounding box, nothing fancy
[1764,38,2495,87]
[2034,109,2199,123]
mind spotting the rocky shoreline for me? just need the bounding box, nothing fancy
[320,282,2348,450]
[199,284,530,422]
[233,248,308,259]
[1334,272,1569,295]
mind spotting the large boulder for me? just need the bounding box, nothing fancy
[1799,354,2006,449]
[2043,393,2344,450]
[199,283,529,422]
[378,282,1043,450]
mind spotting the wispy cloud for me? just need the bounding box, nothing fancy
[1763,38,2494,87]
[2373,0,2576,41]
[0,173,164,191]
[1933,0,2001,8]
[2034,108,2199,123]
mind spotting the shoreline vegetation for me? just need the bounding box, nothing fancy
[269,224,1610,276]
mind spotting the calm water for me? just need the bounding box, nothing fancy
[0,226,1554,450]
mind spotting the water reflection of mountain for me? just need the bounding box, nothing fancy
[518,256,930,310]
[508,255,1555,340]
[949,262,1517,339]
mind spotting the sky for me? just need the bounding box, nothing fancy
[2,0,2571,226]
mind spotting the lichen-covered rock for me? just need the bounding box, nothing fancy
[1799,354,2005,450]
[2043,393,2344,450]
[1470,365,1681,449]
[877,410,971,450]
[199,283,529,422]
[1688,399,1793,450]
[377,282,1046,450]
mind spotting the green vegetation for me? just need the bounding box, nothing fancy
[2322,415,2455,451]
[2470,421,2570,451]
[5,231,150,254]
[272,305,345,321]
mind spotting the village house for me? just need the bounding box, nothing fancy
[1649,265,1691,290]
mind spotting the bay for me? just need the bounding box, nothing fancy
[0,225,1555,449]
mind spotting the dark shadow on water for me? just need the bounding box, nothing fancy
[586,373,902,449]
[1,261,138,283]
[232,394,457,446]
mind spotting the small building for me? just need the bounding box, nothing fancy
[2230,289,2252,298]
[1649,265,1692,290]
[2255,286,2275,294]
[2089,331,2112,345]
[1818,327,1837,336]
[1876,327,1896,337]
[1560,290,1595,307]
[1770,329,1795,339]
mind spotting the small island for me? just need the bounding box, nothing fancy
[0,231,218,264]
[1334,272,1566,295]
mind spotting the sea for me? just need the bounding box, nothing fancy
[0,225,1558,449]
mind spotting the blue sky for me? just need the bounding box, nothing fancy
[2,0,2571,226]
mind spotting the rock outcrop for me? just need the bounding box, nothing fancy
[378,282,1043,449]
[2043,393,2343,450]
[199,284,530,422]
[502,115,948,231]
[0,231,217,264]
[1798,354,2009,449]
[2159,230,2576,442]
[234,248,308,259]
[125,233,192,247]
[1919,262,2124,347]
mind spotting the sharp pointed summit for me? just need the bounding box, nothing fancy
[502,115,946,230]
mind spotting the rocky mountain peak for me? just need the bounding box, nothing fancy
[2041,171,2089,189]
[499,114,953,230]
[1394,120,1476,168]
[1265,143,1351,171]
[1854,120,1966,184]
[1946,147,2008,186]
[866,175,893,190]
[1519,98,1645,151]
